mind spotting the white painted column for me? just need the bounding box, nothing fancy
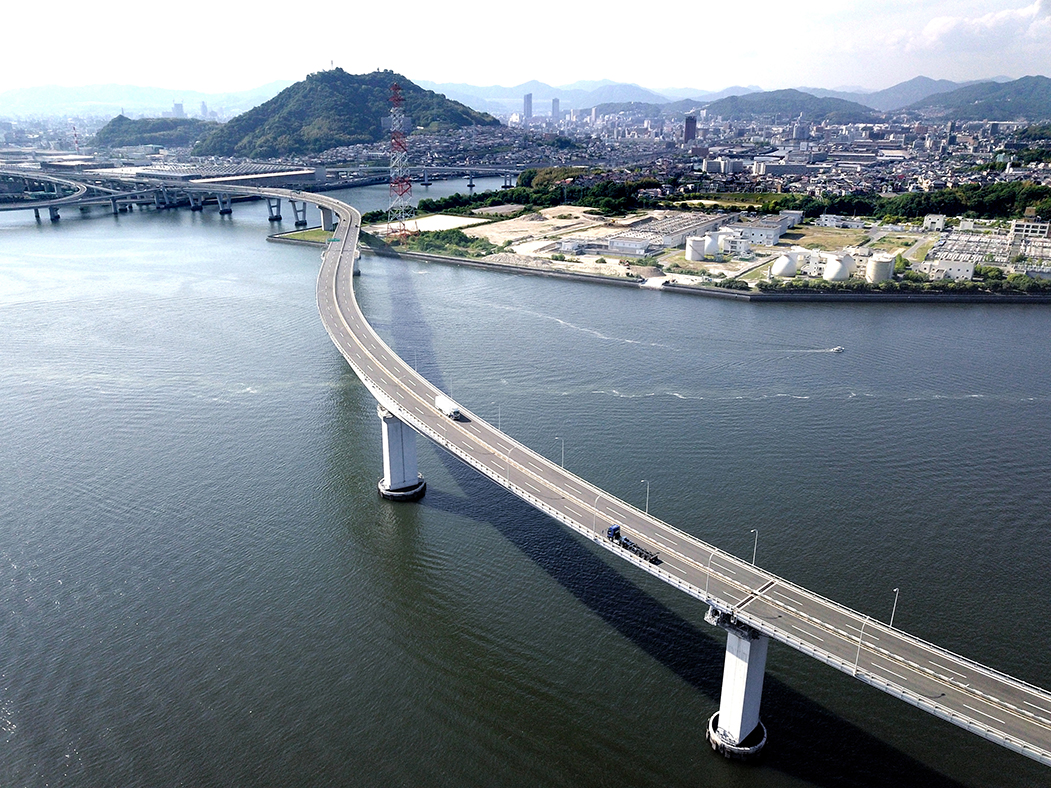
[716,629,769,744]
[379,406,419,491]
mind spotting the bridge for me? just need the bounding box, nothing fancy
[9,174,1051,766]
[293,188,1051,766]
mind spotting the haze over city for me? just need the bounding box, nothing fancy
[3,0,1050,95]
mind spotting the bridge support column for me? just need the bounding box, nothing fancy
[48,206,60,222]
[111,197,120,215]
[290,199,308,227]
[188,192,204,211]
[217,193,233,215]
[466,173,475,189]
[266,197,282,222]
[319,206,336,232]
[503,173,513,189]
[377,405,426,501]
[705,607,769,760]
[421,168,431,186]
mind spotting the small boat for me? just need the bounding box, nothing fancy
[831,346,844,353]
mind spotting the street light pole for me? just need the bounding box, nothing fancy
[750,528,758,565]
[890,587,900,628]
[705,550,716,600]
[641,479,650,514]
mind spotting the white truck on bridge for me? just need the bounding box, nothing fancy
[434,394,461,420]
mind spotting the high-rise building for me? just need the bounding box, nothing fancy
[684,115,697,143]
[523,93,532,121]
[551,98,560,121]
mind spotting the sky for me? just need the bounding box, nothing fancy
[2,0,1050,95]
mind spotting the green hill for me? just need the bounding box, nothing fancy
[193,69,500,158]
[906,76,1051,121]
[702,89,879,123]
[92,115,218,149]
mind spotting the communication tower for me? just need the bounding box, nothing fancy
[386,83,416,236]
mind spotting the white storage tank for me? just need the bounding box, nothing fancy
[685,236,706,262]
[770,254,797,277]
[703,233,720,257]
[822,257,850,281]
[866,255,895,283]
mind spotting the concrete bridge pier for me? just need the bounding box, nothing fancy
[217,193,233,215]
[319,206,336,232]
[266,197,282,222]
[377,405,426,501]
[421,168,431,186]
[188,192,204,212]
[503,173,514,188]
[290,199,308,227]
[466,173,475,189]
[111,196,120,215]
[48,206,60,222]
[705,607,769,760]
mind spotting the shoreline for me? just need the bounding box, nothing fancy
[268,232,1051,305]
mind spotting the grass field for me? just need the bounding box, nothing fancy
[780,226,868,250]
[868,234,916,252]
[275,228,333,243]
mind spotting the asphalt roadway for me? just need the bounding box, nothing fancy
[26,175,1047,766]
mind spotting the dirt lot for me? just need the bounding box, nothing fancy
[461,205,615,249]
[780,226,869,250]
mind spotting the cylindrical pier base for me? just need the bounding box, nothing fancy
[706,712,766,760]
[377,475,426,501]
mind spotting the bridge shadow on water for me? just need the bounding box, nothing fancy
[372,259,967,788]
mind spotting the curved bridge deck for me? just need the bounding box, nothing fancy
[27,176,1050,766]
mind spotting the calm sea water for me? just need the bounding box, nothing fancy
[1,179,1049,787]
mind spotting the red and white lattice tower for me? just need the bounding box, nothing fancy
[386,83,416,236]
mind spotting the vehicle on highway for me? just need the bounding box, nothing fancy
[434,394,461,420]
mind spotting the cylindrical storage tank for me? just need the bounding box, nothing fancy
[823,257,850,281]
[686,237,705,262]
[703,234,720,257]
[866,257,894,283]
[770,254,796,277]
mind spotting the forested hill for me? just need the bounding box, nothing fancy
[92,116,218,149]
[702,89,879,123]
[193,69,500,158]
[905,76,1051,121]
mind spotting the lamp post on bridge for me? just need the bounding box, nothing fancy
[750,529,758,565]
[890,587,900,629]
[641,479,650,514]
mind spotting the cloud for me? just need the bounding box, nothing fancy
[903,0,1051,52]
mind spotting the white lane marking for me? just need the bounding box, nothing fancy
[963,703,1006,725]
[929,660,968,679]
[844,622,880,641]
[527,460,545,472]
[651,538,678,552]
[565,483,583,495]
[791,624,823,642]
[1024,700,1051,717]
[875,662,911,683]
[565,506,583,518]
[523,480,543,495]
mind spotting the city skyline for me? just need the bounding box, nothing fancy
[2,0,1049,97]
